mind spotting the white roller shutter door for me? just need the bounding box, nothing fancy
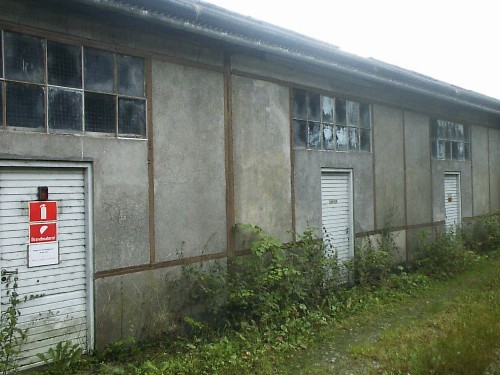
[444,173,461,228]
[0,167,91,370]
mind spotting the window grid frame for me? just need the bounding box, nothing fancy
[0,29,147,139]
[292,89,371,153]
[431,119,471,161]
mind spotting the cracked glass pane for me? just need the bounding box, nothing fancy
[335,98,346,125]
[292,90,306,119]
[322,96,334,123]
[346,101,359,125]
[360,128,371,151]
[118,97,146,137]
[117,54,145,97]
[84,48,114,93]
[336,126,348,151]
[293,119,307,148]
[4,32,44,84]
[48,87,83,133]
[349,127,359,150]
[360,103,370,128]
[85,92,115,133]
[323,124,334,149]
[437,140,445,159]
[6,82,45,129]
[308,121,321,148]
[47,41,82,88]
[307,93,320,121]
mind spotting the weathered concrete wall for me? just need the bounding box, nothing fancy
[373,105,405,229]
[294,151,374,236]
[472,126,490,215]
[0,133,150,272]
[152,60,226,260]
[231,76,292,242]
[489,128,500,212]
[404,111,432,225]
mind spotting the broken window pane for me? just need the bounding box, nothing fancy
[336,126,348,151]
[84,48,114,93]
[456,124,464,141]
[117,54,145,97]
[6,82,45,129]
[47,41,82,88]
[293,119,307,148]
[464,143,470,160]
[118,98,146,137]
[292,90,306,119]
[437,120,447,139]
[360,128,371,152]
[321,96,334,123]
[346,101,359,125]
[84,92,115,133]
[48,87,83,133]
[437,140,445,159]
[349,127,359,150]
[307,93,320,121]
[360,103,370,128]
[308,121,321,148]
[4,32,45,84]
[335,98,346,125]
[323,124,334,149]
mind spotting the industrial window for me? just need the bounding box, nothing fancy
[292,89,371,152]
[0,30,146,137]
[431,120,470,161]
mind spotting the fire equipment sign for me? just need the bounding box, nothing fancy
[29,222,57,243]
[29,201,57,222]
[28,200,59,267]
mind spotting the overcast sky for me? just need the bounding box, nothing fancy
[204,0,500,100]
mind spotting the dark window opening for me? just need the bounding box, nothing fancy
[47,41,82,88]
[84,48,114,93]
[85,92,116,133]
[6,82,45,129]
[4,32,44,84]
[117,54,144,97]
[118,98,146,137]
[48,87,83,132]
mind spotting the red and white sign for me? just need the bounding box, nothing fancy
[29,222,57,244]
[29,201,57,222]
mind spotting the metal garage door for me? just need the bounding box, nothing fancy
[0,166,92,369]
[444,173,461,229]
[321,170,353,266]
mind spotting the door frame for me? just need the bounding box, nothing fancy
[320,168,354,260]
[0,159,95,352]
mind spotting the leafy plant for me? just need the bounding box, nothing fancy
[37,340,83,374]
[346,237,392,286]
[0,275,28,375]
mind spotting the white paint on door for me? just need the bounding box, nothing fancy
[321,170,354,266]
[444,173,461,229]
[0,166,92,370]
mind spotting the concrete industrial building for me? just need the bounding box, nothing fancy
[0,0,499,368]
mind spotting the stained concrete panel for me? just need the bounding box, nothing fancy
[152,60,226,261]
[373,105,405,229]
[232,76,292,242]
[294,150,374,236]
[489,128,500,212]
[472,126,490,215]
[404,111,432,225]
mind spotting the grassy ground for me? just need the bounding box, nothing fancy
[284,254,500,374]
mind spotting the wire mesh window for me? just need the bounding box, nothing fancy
[0,29,147,138]
[431,119,470,161]
[292,89,371,152]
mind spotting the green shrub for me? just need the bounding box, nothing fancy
[462,214,500,254]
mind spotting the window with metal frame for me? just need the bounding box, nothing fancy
[292,89,371,152]
[431,119,470,161]
[0,30,146,138]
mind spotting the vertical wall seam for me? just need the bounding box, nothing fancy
[470,126,474,216]
[289,85,296,241]
[402,110,409,262]
[487,127,491,212]
[372,105,377,230]
[224,52,235,257]
[428,117,434,225]
[146,57,155,264]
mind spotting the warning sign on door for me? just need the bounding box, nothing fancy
[29,201,57,222]
[29,222,57,244]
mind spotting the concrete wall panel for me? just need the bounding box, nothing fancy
[232,76,292,241]
[152,61,226,260]
[373,105,405,228]
[472,126,490,215]
[489,128,500,212]
[404,111,432,225]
